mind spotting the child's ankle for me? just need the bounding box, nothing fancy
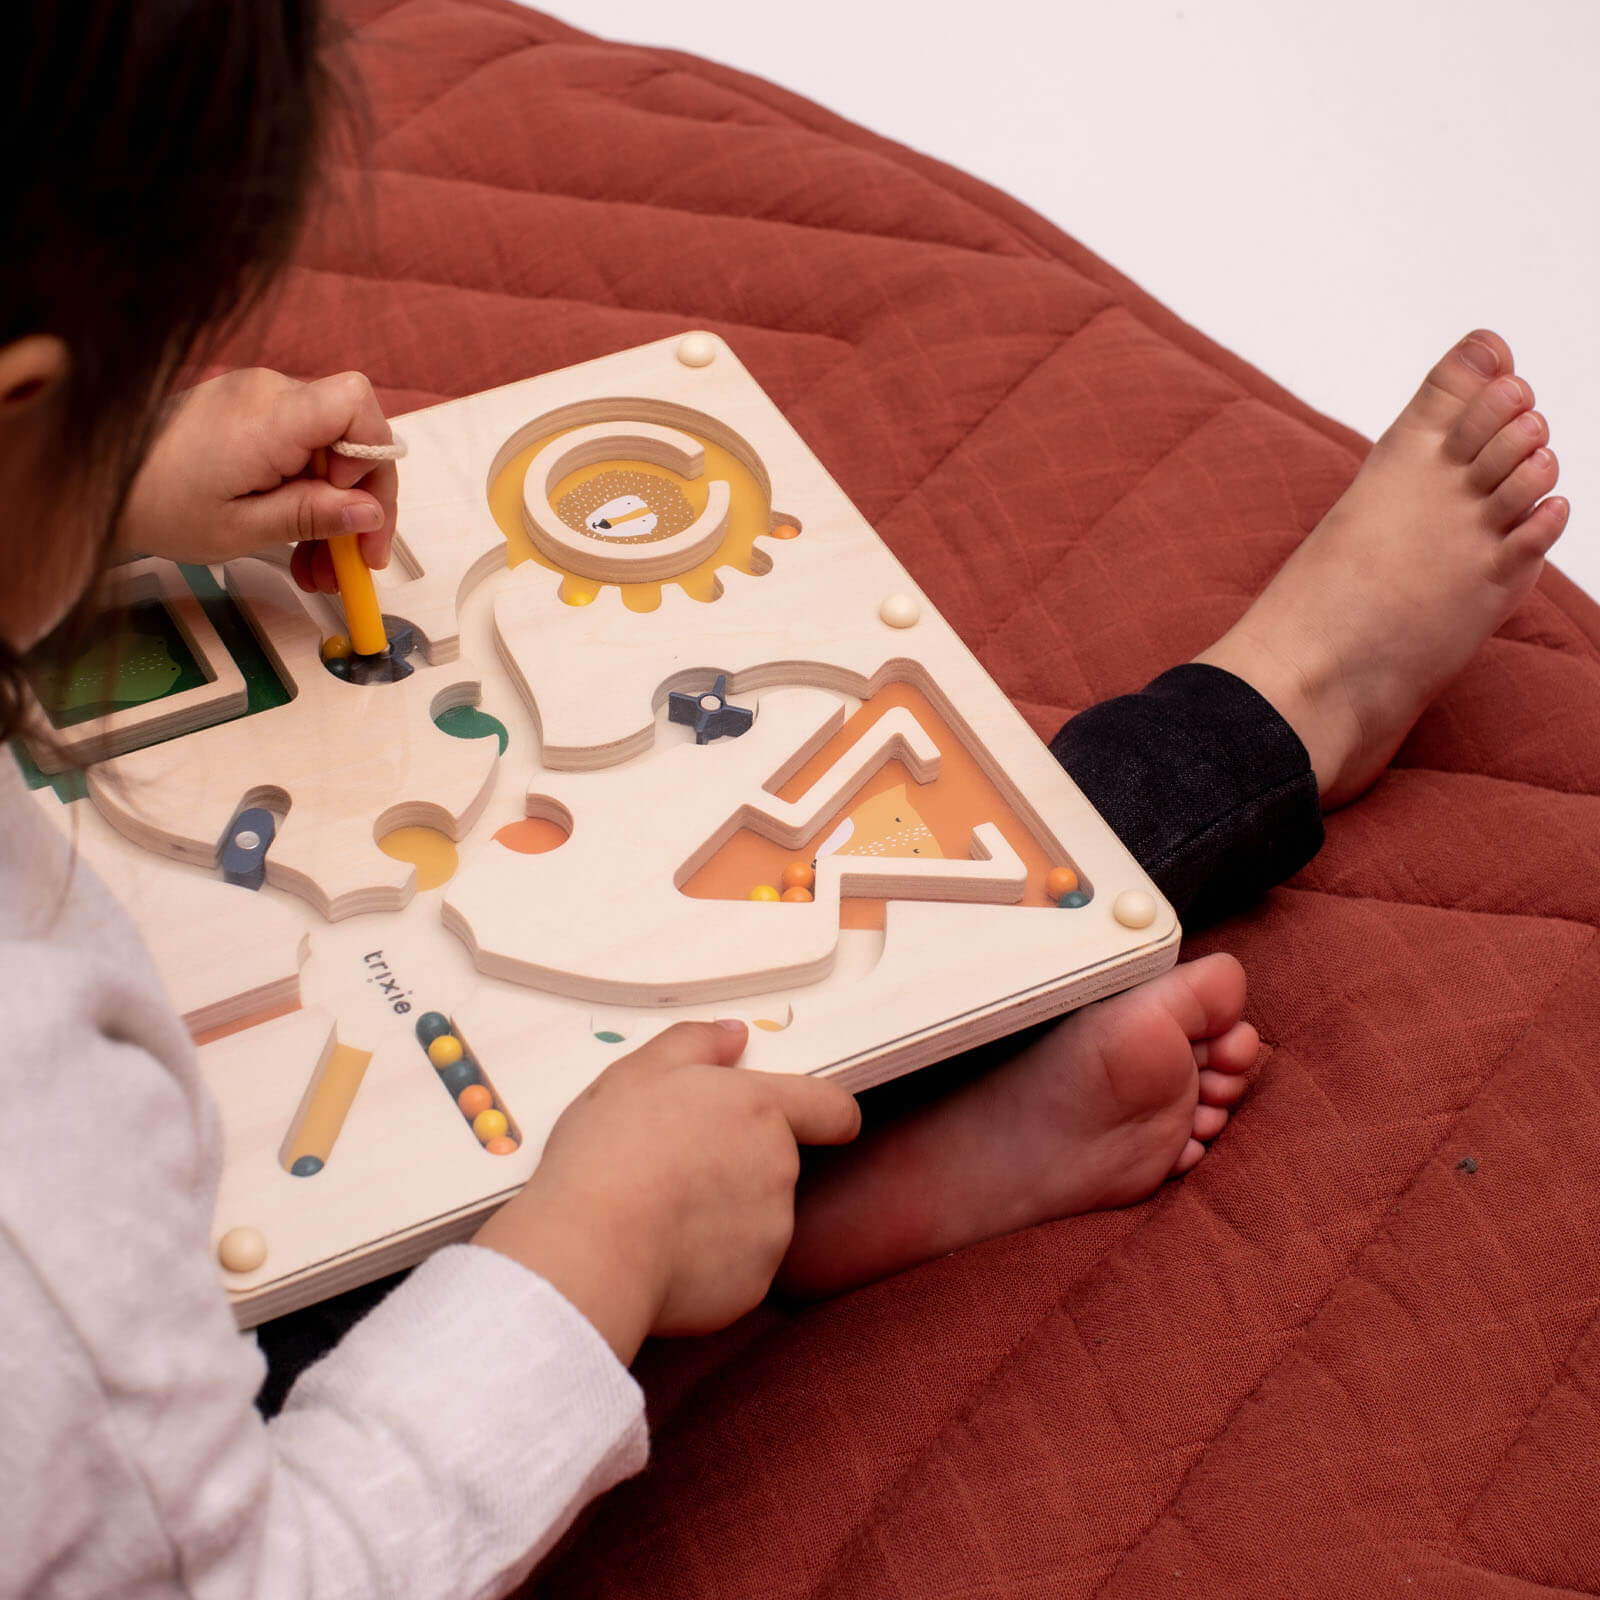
[1194,629,1349,809]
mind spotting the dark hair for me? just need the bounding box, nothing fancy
[0,0,337,742]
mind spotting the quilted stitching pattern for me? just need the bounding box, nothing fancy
[229,4,1600,1592]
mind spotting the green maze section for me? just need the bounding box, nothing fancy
[180,563,292,718]
[433,703,508,755]
[11,563,290,801]
[32,599,205,727]
[10,743,87,804]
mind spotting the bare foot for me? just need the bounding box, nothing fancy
[1197,329,1570,809]
[778,953,1255,1299]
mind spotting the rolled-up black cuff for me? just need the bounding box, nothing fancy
[1049,662,1323,928]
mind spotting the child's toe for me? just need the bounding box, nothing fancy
[1196,1066,1250,1108]
[1504,496,1571,561]
[1489,448,1560,531]
[1413,330,1515,420]
[1444,375,1533,463]
[1471,410,1547,492]
[1192,1019,1259,1079]
[1192,1103,1229,1141]
[1171,952,1247,1043]
[1171,1136,1206,1176]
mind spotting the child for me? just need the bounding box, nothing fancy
[0,4,1569,1597]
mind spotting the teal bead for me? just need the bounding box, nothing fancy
[415,1012,452,1046]
[290,1155,324,1177]
[1058,890,1090,908]
[440,1058,481,1097]
[594,1030,625,1044]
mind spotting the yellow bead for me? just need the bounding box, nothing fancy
[473,1107,509,1143]
[428,1034,463,1068]
[320,634,352,662]
[748,884,780,902]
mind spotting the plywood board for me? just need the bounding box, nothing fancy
[25,333,1178,1324]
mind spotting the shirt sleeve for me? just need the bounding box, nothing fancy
[254,1246,648,1599]
[0,929,646,1600]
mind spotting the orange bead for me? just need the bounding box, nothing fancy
[781,861,815,891]
[457,1084,493,1118]
[769,523,800,540]
[485,1135,519,1156]
[1045,866,1080,899]
[781,886,813,903]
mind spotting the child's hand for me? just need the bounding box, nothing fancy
[118,368,397,573]
[472,1021,861,1365]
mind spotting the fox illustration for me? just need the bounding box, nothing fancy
[814,784,944,862]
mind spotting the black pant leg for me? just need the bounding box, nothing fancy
[1049,662,1324,929]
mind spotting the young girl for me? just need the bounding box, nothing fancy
[1,3,1569,1595]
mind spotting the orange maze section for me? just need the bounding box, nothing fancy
[490,426,796,612]
[681,682,1078,931]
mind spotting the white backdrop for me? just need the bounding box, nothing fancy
[534,0,1599,600]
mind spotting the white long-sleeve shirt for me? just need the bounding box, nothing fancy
[0,757,648,1598]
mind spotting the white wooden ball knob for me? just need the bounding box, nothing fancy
[879,593,921,629]
[217,1226,268,1274]
[676,332,718,368]
[1112,890,1157,929]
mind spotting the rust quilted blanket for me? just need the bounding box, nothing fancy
[236,2,1600,1592]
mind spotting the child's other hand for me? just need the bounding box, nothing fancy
[473,1021,861,1365]
[118,368,397,573]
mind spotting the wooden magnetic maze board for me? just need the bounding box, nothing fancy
[18,333,1180,1324]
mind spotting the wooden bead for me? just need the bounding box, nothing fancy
[749,884,780,902]
[878,593,921,629]
[319,634,352,662]
[473,1108,509,1143]
[781,861,815,891]
[427,1034,463,1068]
[1045,866,1079,899]
[781,886,813,902]
[217,1226,267,1274]
[457,1084,493,1118]
[415,1012,453,1045]
[440,1059,482,1097]
[1112,889,1157,929]
[485,1135,519,1156]
[289,1155,323,1178]
[676,332,718,367]
[1059,890,1089,909]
